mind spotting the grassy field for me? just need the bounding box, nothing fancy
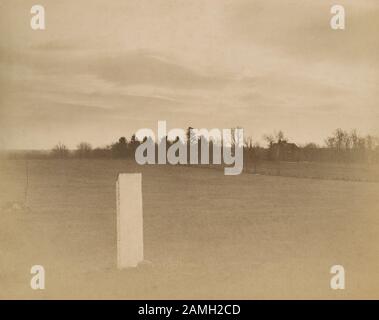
[245,160,379,182]
[1,159,379,299]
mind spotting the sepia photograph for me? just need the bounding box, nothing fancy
[1,0,379,303]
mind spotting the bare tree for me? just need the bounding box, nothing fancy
[276,130,285,142]
[263,130,287,147]
[51,142,70,158]
[263,134,275,147]
[75,142,92,158]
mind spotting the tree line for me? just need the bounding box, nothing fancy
[7,128,379,164]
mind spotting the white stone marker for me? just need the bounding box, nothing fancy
[116,173,144,268]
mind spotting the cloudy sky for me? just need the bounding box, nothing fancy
[0,0,378,149]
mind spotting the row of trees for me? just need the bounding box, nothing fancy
[51,136,139,159]
[23,128,379,164]
[248,129,379,163]
[0,129,366,164]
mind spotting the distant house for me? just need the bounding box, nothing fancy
[269,139,299,161]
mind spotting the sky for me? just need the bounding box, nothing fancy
[0,0,378,149]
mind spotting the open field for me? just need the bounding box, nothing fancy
[246,160,379,182]
[1,159,379,299]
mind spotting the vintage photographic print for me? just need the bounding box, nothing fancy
[0,0,378,302]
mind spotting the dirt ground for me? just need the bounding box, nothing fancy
[1,159,379,299]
